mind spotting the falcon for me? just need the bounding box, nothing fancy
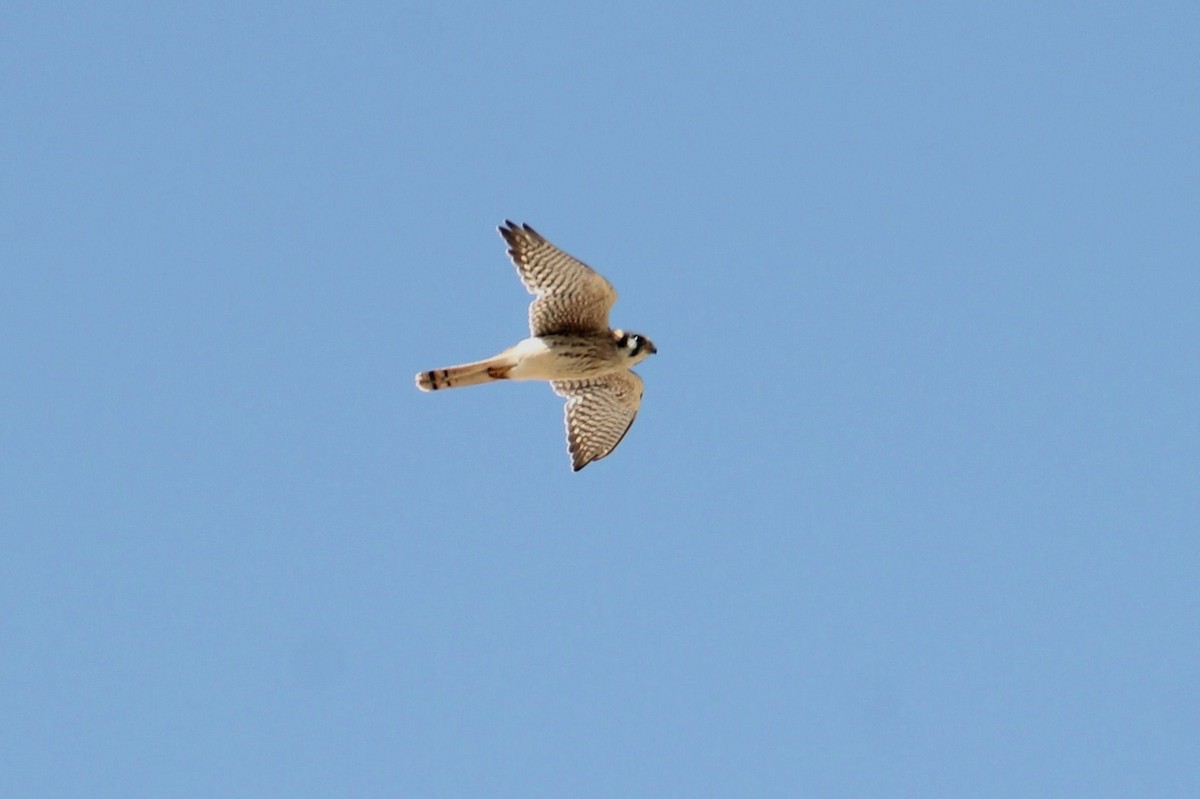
[416,221,656,471]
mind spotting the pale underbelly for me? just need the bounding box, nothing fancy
[503,336,619,381]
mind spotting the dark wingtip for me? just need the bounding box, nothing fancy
[569,445,588,471]
[498,220,542,247]
[498,222,518,249]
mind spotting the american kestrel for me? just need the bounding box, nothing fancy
[416,221,657,471]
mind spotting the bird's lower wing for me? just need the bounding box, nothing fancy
[551,370,644,471]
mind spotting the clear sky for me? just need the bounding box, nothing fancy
[3,2,1198,796]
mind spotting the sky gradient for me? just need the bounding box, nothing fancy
[3,2,1198,796]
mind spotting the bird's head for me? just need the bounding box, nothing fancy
[614,329,657,365]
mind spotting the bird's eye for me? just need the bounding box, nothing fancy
[616,332,629,348]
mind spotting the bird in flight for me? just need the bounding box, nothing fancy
[416,221,656,471]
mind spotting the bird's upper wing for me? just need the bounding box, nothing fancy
[551,370,644,471]
[499,221,617,337]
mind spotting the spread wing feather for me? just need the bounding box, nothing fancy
[499,221,617,336]
[551,370,644,471]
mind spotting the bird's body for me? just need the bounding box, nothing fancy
[415,221,656,471]
[416,332,641,389]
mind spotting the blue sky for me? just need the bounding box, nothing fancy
[3,2,1198,796]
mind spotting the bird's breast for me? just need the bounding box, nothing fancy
[506,335,622,381]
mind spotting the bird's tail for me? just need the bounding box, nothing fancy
[415,355,514,392]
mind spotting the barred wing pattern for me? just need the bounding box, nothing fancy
[552,371,644,471]
[499,221,617,337]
